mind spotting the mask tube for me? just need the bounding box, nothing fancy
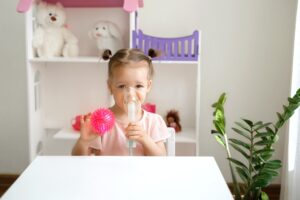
[124,87,139,155]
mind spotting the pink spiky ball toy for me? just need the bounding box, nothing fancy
[72,108,115,136]
[90,108,115,136]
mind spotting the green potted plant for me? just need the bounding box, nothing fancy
[211,89,300,200]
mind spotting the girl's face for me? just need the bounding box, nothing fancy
[108,61,152,115]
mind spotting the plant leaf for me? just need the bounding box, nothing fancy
[252,178,270,188]
[288,97,298,104]
[260,153,273,161]
[211,130,219,134]
[242,119,253,127]
[236,166,250,183]
[229,138,251,150]
[273,135,279,143]
[260,169,279,177]
[230,143,249,159]
[232,127,251,140]
[227,158,248,170]
[253,121,263,126]
[253,149,274,156]
[218,93,227,105]
[254,172,273,183]
[254,131,274,138]
[265,127,275,134]
[253,122,272,131]
[276,112,284,121]
[254,140,273,146]
[264,160,282,170]
[215,109,225,124]
[261,191,270,200]
[213,120,225,135]
[235,121,251,132]
[214,134,225,147]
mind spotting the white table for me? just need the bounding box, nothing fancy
[2,156,233,200]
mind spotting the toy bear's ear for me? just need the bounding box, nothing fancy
[38,1,47,9]
[56,2,64,9]
[108,22,122,39]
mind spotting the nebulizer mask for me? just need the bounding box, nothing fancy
[123,87,141,156]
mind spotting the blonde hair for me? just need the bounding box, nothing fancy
[108,48,154,79]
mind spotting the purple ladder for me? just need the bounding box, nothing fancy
[132,30,199,61]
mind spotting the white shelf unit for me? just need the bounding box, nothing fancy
[25,1,200,159]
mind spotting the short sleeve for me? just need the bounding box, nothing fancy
[89,136,102,150]
[149,114,171,142]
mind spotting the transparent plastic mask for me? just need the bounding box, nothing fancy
[123,87,141,122]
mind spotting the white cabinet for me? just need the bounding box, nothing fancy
[24,0,200,159]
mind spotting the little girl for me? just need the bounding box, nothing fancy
[72,48,170,156]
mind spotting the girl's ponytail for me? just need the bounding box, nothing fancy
[148,48,162,59]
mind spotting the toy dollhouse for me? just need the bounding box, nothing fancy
[17,0,201,158]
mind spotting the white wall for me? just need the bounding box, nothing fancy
[281,1,300,198]
[0,0,297,186]
[0,0,30,173]
[139,0,297,183]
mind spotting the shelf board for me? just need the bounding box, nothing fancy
[53,128,80,139]
[153,60,198,65]
[175,128,197,143]
[29,56,107,63]
[29,57,198,64]
[54,128,197,143]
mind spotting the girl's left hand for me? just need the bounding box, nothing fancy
[125,122,149,144]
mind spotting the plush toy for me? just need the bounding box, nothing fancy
[32,2,79,58]
[166,110,182,133]
[89,20,123,60]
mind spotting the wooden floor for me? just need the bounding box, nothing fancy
[0,175,19,197]
[1,174,281,199]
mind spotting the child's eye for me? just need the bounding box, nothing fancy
[136,84,144,89]
[117,85,126,89]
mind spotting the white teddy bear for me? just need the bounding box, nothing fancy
[32,2,79,58]
[89,20,123,60]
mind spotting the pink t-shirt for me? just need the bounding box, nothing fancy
[89,110,170,156]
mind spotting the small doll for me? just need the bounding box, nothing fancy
[166,110,182,133]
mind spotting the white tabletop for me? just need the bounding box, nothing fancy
[2,156,233,200]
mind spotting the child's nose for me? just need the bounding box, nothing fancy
[125,87,137,102]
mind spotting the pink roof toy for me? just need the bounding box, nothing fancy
[17,0,143,13]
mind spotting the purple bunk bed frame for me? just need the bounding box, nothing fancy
[132,29,199,61]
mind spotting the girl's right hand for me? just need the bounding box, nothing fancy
[79,113,98,142]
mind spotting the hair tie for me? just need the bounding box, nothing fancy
[102,50,112,60]
[148,48,162,59]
